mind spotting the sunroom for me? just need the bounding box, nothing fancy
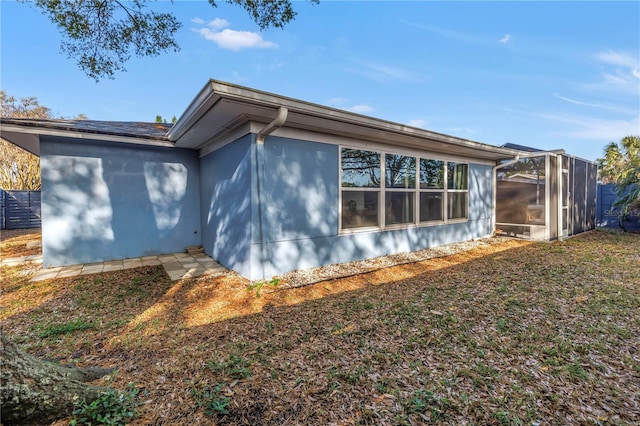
[494,150,597,241]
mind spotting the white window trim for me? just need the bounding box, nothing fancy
[339,145,470,234]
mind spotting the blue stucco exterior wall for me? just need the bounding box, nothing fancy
[199,135,253,277]
[40,136,201,267]
[39,131,495,279]
[248,136,494,279]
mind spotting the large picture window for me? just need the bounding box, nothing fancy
[340,147,468,231]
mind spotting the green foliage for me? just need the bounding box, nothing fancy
[405,389,452,420]
[1,90,52,118]
[30,0,317,80]
[70,384,139,426]
[597,136,640,230]
[566,362,589,381]
[207,354,252,379]
[190,382,230,416]
[247,277,280,297]
[155,115,177,124]
[34,0,181,80]
[39,319,95,338]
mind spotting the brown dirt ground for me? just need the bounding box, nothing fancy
[1,229,639,425]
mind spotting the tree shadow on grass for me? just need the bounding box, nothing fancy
[3,232,639,424]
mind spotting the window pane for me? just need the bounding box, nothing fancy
[420,159,444,189]
[385,191,415,225]
[447,192,468,219]
[341,149,381,188]
[385,154,416,188]
[447,163,468,190]
[342,191,379,229]
[420,192,443,222]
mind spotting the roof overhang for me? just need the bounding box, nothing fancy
[0,122,174,157]
[0,131,41,155]
[170,79,524,161]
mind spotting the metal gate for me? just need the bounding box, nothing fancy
[1,190,42,229]
[597,184,640,232]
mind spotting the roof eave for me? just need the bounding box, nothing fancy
[171,79,523,161]
[0,124,175,149]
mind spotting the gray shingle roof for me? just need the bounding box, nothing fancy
[0,118,172,141]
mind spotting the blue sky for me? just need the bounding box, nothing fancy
[1,1,639,162]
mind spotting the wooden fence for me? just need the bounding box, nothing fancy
[0,190,41,230]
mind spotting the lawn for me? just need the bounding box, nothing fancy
[1,229,639,425]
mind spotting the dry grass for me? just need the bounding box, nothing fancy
[1,230,639,425]
[0,228,41,258]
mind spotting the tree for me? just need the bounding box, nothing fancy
[0,90,52,119]
[597,136,640,230]
[0,331,115,425]
[0,143,42,190]
[1,95,108,424]
[27,0,317,80]
[1,91,87,190]
[0,91,53,190]
[155,114,177,124]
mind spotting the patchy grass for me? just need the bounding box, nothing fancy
[38,319,95,338]
[1,230,639,425]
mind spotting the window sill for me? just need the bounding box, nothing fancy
[339,218,469,234]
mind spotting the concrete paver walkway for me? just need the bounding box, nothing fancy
[1,254,43,267]
[18,252,227,282]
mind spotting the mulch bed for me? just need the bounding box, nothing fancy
[1,230,639,425]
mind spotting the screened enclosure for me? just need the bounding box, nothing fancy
[495,153,597,240]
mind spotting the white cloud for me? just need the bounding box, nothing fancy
[191,17,205,25]
[553,93,604,108]
[194,28,277,51]
[347,104,374,114]
[595,50,638,69]
[207,18,230,30]
[553,93,637,115]
[499,34,511,44]
[539,111,640,140]
[589,50,640,95]
[407,119,428,128]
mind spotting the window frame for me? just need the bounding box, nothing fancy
[339,145,469,233]
[445,162,469,221]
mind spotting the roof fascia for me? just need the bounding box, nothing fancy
[173,79,522,159]
[167,81,221,141]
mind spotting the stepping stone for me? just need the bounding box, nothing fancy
[185,245,204,255]
[32,271,60,281]
[103,264,124,272]
[167,270,186,281]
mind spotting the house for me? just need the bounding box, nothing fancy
[0,80,598,280]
